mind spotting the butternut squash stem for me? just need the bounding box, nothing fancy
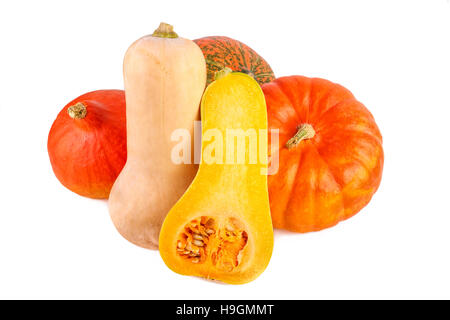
[152,22,178,38]
[68,102,87,119]
[214,67,233,81]
[286,124,315,149]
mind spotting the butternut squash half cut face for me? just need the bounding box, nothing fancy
[159,72,274,284]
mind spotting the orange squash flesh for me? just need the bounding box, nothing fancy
[159,72,273,284]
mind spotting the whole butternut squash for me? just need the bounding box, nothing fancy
[109,23,206,249]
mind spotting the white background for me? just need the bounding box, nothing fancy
[0,0,449,299]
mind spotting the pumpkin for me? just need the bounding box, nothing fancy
[47,90,126,199]
[108,23,207,249]
[194,36,275,86]
[159,69,273,284]
[262,76,384,232]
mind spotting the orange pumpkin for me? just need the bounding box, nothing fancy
[262,76,384,232]
[48,90,127,199]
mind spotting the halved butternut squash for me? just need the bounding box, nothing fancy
[159,70,273,284]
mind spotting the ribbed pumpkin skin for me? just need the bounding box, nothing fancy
[262,76,384,232]
[194,36,275,86]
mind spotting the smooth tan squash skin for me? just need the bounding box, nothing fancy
[109,24,206,249]
[159,72,273,284]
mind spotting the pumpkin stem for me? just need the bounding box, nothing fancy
[68,102,87,119]
[152,22,179,38]
[286,124,315,149]
[214,67,233,81]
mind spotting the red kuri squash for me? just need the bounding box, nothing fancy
[48,90,127,199]
[194,36,275,86]
[262,76,384,232]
